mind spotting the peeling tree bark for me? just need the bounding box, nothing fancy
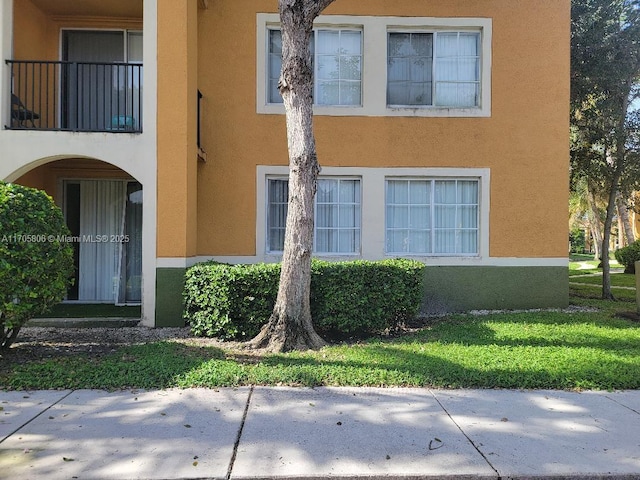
[249,0,336,352]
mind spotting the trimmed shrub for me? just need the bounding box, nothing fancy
[183,258,425,340]
[614,240,640,273]
[184,262,281,340]
[310,259,425,337]
[0,182,74,350]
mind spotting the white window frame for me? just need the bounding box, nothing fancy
[257,166,490,264]
[267,27,364,107]
[257,14,492,117]
[386,30,481,109]
[385,177,480,256]
[265,175,363,256]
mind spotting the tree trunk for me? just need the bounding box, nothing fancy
[601,173,619,300]
[601,87,631,300]
[249,0,335,352]
[616,194,635,246]
[587,186,603,261]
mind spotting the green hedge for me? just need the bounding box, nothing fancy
[183,259,425,341]
[1,182,74,349]
[614,240,640,273]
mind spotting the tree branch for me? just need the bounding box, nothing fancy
[308,0,337,18]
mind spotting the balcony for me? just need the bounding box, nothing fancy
[6,60,143,133]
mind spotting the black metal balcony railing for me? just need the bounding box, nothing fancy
[6,60,143,133]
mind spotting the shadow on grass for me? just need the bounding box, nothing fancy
[393,313,640,353]
[3,307,640,391]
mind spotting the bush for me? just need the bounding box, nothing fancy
[310,259,425,337]
[183,262,280,340]
[183,258,425,341]
[614,240,640,273]
[0,182,74,349]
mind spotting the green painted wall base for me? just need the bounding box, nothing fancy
[156,267,187,327]
[153,264,569,326]
[421,266,568,315]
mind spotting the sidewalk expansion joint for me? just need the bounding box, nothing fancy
[226,385,254,480]
[0,389,75,444]
[603,393,640,416]
[429,390,501,479]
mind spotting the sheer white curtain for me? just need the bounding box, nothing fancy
[387,33,433,106]
[386,180,431,253]
[268,28,362,106]
[435,32,480,107]
[267,178,360,254]
[78,180,126,302]
[268,30,284,104]
[434,180,478,254]
[315,179,360,253]
[267,179,288,251]
[116,182,143,304]
[386,179,478,255]
[316,30,362,106]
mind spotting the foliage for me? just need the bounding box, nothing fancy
[183,259,425,340]
[5,296,640,391]
[184,262,280,340]
[569,228,586,253]
[0,182,74,349]
[570,0,640,298]
[310,259,425,337]
[614,240,640,273]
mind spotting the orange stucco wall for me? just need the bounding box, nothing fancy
[15,159,133,203]
[192,0,569,259]
[156,0,199,258]
[13,0,142,61]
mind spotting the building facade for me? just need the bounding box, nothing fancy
[0,0,570,327]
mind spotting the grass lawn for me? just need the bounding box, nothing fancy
[570,283,637,302]
[3,289,640,391]
[570,272,637,288]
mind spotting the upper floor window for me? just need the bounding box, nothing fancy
[268,28,363,106]
[257,14,492,117]
[387,31,480,108]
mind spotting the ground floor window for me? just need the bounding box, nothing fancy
[267,177,361,254]
[64,179,142,304]
[386,179,479,255]
[258,166,489,262]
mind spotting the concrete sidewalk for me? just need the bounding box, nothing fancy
[0,387,639,479]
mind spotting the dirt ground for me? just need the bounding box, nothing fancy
[0,326,230,366]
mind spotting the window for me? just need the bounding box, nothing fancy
[258,14,491,117]
[386,179,479,255]
[268,28,362,106]
[267,178,361,254]
[387,31,480,107]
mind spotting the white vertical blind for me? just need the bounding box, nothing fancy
[315,179,361,253]
[435,32,480,107]
[268,29,283,104]
[78,180,126,302]
[386,179,478,255]
[267,178,361,254]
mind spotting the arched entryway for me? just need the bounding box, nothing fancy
[12,157,144,308]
